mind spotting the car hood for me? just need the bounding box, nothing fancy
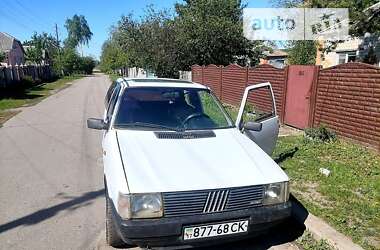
[116,128,288,193]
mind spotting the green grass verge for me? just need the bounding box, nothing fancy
[273,136,380,250]
[108,73,120,82]
[296,231,335,250]
[0,75,84,124]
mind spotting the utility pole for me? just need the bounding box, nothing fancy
[55,23,63,75]
[55,23,60,52]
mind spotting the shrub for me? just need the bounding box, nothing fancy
[304,125,336,142]
[52,49,96,76]
[78,56,96,74]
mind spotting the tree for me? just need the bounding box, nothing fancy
[79,56,96,74]
[99,39,129,72]
[24,32,58,65]
[362,45,378,64]
[174,0,265,69]
[64,15,93,50]
[272,0,380,38]
[100,2,266,77]
[287,41,317,65]
[0,51,5,62]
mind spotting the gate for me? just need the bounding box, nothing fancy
[283,65,318,129]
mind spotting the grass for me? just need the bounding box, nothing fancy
[0,75,83,125]
[273,136,380,250]
[108,73,120,82]
[224,103,239,122]
[296,231,335,250]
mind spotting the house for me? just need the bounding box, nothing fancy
[0,32,25,66]
[316,36,380,68]
[259,50,288,68]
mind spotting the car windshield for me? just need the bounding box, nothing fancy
[113,87,233,131]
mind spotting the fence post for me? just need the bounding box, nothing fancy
[308,66,321,128]
[280,66,290,124]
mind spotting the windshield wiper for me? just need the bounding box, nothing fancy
[114,122,185,132]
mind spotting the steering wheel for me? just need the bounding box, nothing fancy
[182,113,210,126]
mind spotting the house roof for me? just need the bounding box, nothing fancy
[264,50,288,58]
[0,32,25,53]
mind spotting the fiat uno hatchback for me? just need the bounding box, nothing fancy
[87,78,291,248]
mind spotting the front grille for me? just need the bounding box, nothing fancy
[163,185,264,217]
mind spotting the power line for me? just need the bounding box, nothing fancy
[14,0,51,25]
[2,0,49,31]
[0,8,34,32]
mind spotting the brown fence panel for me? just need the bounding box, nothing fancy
[0,65,53,88]
[248,64,286,118]
[313,63,380,149]
[191,65,203,83]
[221,64,247,106]
[203,65,222,98]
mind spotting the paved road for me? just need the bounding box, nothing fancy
[0,74,108,250]
[0,74,302,250]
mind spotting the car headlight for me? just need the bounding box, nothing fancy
[117,192,163,219]
[263,182,289,205]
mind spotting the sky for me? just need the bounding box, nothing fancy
[0,0,272,59]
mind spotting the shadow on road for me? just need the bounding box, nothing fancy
[0,189,104,234]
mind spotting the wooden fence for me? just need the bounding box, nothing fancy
[0,64,53,88]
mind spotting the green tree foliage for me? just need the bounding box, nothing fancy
[64,15,93,49]
[24,32,58,65]
[80,56,96,74]
[287,41,317,65]
[272,0,380,37]
[174,0,265,69]
[22,15,95,76]
[99,39,129,73]
[0,51,6,62]
[274,1,380,62]
[55,48,96,75]
[100,1,266,77]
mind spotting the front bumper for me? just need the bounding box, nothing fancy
[110,201,292,248]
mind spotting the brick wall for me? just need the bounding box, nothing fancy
[313,63,380,149]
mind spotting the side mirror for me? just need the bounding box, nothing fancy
[87,118,108,130]
[244,121,262,132]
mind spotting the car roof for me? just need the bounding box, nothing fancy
[117,78,208,89]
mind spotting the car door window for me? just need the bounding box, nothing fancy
[236,83,279,155]
[106,85,121,123]
[105,82,117,107]
[241,86,275,124]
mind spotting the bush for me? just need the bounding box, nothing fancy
[79,56,96,74]
[52,49,95,75]
[304,125,336,142]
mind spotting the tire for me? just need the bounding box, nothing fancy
[105,191,126,248]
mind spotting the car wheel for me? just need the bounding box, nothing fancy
[105,192,126,248]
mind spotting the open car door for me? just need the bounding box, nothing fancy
[235,82,279,155]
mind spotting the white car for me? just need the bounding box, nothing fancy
[87,78,291,248]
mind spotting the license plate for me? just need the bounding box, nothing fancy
[183,220,249,240]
